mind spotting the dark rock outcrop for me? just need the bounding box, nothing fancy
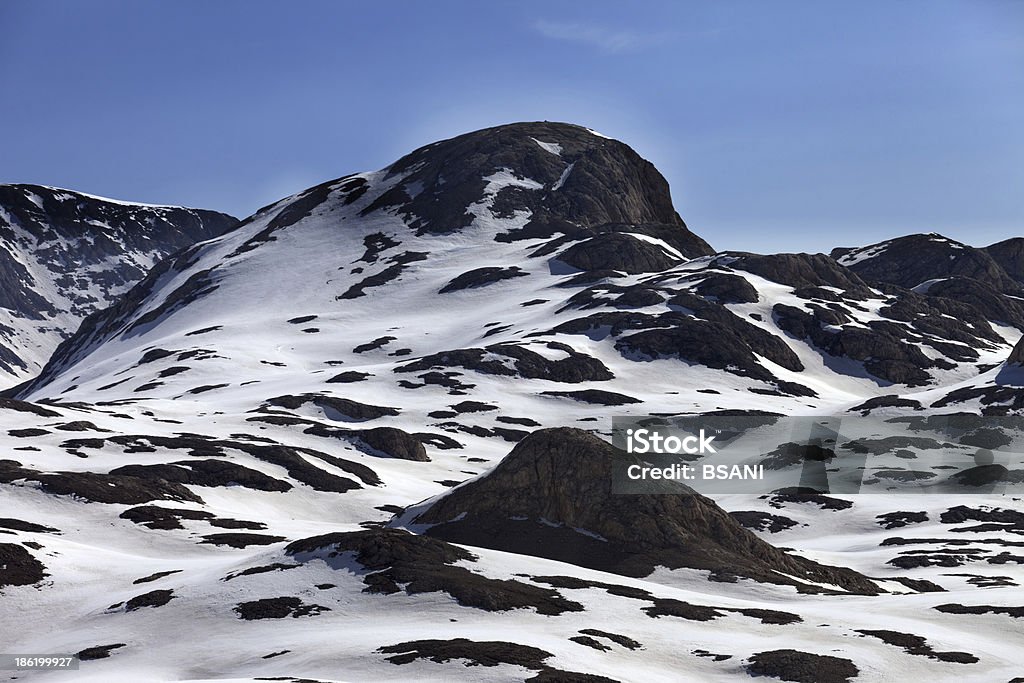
[724,252,873,299]
[559,233,681,274]
[376,637,620,681]
[833,233,1022,294]
[265,394,400,421]
[746,649,859,683]
[110,460,292,493]
[397,343,614,384]
[691,271,759,303]
[1008,335,1024,366]
[233,596,330,619]
[0,543,46,588]
[1,459,202,505]
[286,528,583,615]
[405,428,879,593]
[931,277,1024,328]
[76,644,126,661]
[985,237,1024,284]
[774,303,934,385]
[439,266,528,293]
[373,121,711,255]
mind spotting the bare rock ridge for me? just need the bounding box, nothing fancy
[374,121,713,259]
[402,428,880,594]
[0,184,236,385]
[832,233,1024,341]
[985,237,1024,284]
[832,233,1024,295]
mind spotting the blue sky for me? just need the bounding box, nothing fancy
[1,1,1021,253]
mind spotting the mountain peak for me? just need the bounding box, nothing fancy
[831,232,1021,294]
[361,121,712,257]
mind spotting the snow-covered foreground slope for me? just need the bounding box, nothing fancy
[0,185,236,388]
[2,122,1023,682]
[2,397,1023,683]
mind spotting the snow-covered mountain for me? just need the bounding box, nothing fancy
[2,122,1024,682]
[0,184,236,387]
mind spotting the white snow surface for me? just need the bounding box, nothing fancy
[530,138,563,156]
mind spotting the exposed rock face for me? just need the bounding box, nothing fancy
[286,528,583,615]
[984,237,1024,284]
[832,233,1023,294]
[774,303,934,385]
[690,272,759,303]
[0,458,202,505]
[723,252,874,298]
[375,122,710,250]
[1009,336,1024,366]
[396,343,614,384]
[352,122,714,270]
[439,266,528,293]
[923,276,1024,328]
[746,649,859,683]
[265,394,401,421]
[0,543,46,588]
[0,184,235,385]
[405,428,879,593]
[558,232,682,274]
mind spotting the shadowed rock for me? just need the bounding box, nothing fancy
[0,543,46,588]
[746,649,859,683]
[985,237,1024,284]
[725,252,873,298]
[233,596,330,619]
[286,528,583,615]
[376,637,621,682]
[266,393,400,421]
[398,343,613,383]
[834,233,1022,294]
[559,233,681,274]
[439,266,528,293]
[404,428,879,593]
[1,459,202,504]
[373,122,710,256]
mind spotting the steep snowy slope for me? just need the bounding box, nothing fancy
[2,122,1023,682]
[0,185,236,386]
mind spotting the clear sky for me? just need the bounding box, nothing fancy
[1,1,1021,253]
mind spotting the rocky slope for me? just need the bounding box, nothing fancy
[0,184,235,386]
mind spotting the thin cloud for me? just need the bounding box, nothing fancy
[533,20,671,53]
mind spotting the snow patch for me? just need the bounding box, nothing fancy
[552,162,575,191]
[530,138,562,156]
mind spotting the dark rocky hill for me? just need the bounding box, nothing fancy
[372,121,713,258]
[831,233,1022,294]
[403,428,880,594]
